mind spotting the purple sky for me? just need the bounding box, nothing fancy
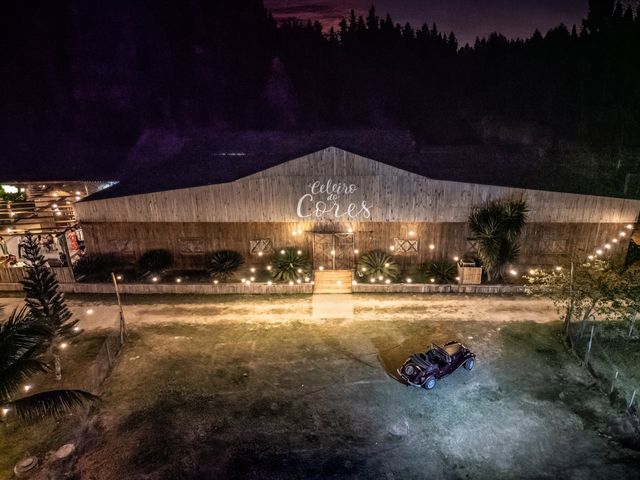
[264,0,588,45]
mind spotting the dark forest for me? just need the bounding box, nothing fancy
[1,0,639,168]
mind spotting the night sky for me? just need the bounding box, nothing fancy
[264,0,588,45]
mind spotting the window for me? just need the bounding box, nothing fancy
[250,239,273,255]
[394,238,419,254]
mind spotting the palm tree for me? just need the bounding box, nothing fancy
[468,199,528,283]
[0,307,98,422]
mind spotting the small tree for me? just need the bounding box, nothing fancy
[525,259,640,338]
[468,199,528,283]
[20,233,78,337]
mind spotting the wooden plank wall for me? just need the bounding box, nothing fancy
[81,221,630,270]
[77,147,640,225]
[0,267,74,284]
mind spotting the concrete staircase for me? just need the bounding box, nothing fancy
[313,270,353,294]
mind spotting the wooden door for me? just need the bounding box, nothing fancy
[313,233,354,270]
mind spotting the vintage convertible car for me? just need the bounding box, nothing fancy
[397,340,475,390]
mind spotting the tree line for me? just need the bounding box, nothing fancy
[1,0,639,154]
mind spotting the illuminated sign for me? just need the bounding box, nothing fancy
[296,179,373,219]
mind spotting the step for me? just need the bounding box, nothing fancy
[313,270,353,294]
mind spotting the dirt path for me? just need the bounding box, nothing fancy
[0,293,560,330]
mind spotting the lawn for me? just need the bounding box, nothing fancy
[2,295,639,479]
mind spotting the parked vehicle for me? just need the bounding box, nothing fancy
[397,340,475,390]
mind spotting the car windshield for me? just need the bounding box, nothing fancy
[427,344,450,363]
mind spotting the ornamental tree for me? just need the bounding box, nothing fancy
[20,233,78,337]
[525,258,640,337]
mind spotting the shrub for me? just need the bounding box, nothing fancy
[356,250,399,281]
[73,253,123,278]
[208,250,244,281]
[138,249,173,272]
[421,258,457,284]
[271,248,311,282]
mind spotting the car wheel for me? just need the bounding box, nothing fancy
[464,359,474,371]
[423,377,436,390]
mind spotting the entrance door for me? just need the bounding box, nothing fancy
[313,233,354,270]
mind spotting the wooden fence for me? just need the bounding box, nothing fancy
[0,267,75,284]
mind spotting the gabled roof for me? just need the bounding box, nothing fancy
[84,130,631,201]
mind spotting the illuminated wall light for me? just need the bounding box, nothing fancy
[596,249,603,255]
[352,280,358,285]
[289,281,294,285]
[304,277,310,282]
[116,275,123,280]
[429,244,435,250]
[297,279,302,284]
[55,211,62,216]
[250,267,256,272]
[258,252,263,257]
[52,204,58,208]
[23,384,32,393]
[384,263,389,267]
[348,227,353,233]
[250,277,255,281]
[430,278,435,283]
[73,326,80,332]
[354,249,359,254]
[75,191,82,195]
[176,278,182,283]
[297,268,302,273]
[267,281,272,285]
[319,266,324,271]
[266,265,272,271]
[455,276,460,281]
[385,279,391,284]
[280,250,285,254]
[59,342,68,349]
[389,246,395,251]
[529,269,536,275]
[241,278,246,283]
[75,196,81,201]
[1,407,9,416]
[627,224,633,229]
[297,250,302,255]
[336,280,342,285]
[619,232,626,237]
[361,267,367,272]
[151,277,159,282]
[510,269,518,276]
[587,255,594,260]
[406,278,412,283]
[330,250,335,255]
[86,309,94,315]
[453,256,459,261]
[604,244,611,249]
[378,276,383,281]
[555,266,562,271]
[612,238,618,243]
[409,230,415,236]
[214,280,219,284]
[370,278,375,283]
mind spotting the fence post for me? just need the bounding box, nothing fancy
[629,390,636,410]
[610,370,619,393]
[584,325,595,365]
[111,272,126,345]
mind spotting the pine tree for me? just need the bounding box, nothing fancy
[20,233,78,337]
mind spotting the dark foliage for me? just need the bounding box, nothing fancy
[72,253,124,278]
[1,0,640,167]
[20,233,78,337]
[138,249,173,272]
[422,258,458,284]
[208,250,244,281]
[271,248,311,282]
[0,306,98,422]
[356,250,400,281]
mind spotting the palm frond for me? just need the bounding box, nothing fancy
[6,389,99,422]
[271,248,311,282]
[357,250,400,281]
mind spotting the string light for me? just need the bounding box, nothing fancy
[354,249,359,254]
[370,278,375,283]
[596,249,603,255]
[1,407,9,416]
[555,266,562,271]
[378,276,383,281]
[267,281,272,285]
[330,250,335,255]
[213,280,219,284]
[297,250,302,255]
[86,309,94,315]
[250,277,255,281]
[23,384,32,392]
[352,280,358,285]
[430,278,435,283]
[59,342,68,350]
[389,245,395,251]
[348,227,353,233]
[296,268,302,273]
[151,277,158,282]
[116,275,123,280]
[289,281,294,285]
[258,252,263,257]
[409,230,415,236]
[250,267,256,272]
[385,279,391,284]
[626,224,633,229]
[361,267,367,272]
[241,278,246,283]
[176,278,182,283]
[619,231,626,237]
[429,244,435,250]
[266,265,272,271]
[587,255,594,260]
[336,280,342,285]
[453,256,459,261]
[297,279,302,284]
[612,238,618,243]
[280,250,285,254]
[406,278,412,283]
[510,269,518,276]
[319,266,324,270]
[604,244,611,249]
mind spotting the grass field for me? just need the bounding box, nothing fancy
[2,295,639,479]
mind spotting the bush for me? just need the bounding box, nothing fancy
[356,250,399,281]
[421,258,457,284]
[271,248,311,282]
[73,253,123,278]
[208,250,244,281]
[138,249,173,272]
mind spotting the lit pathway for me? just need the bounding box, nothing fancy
[0,293,560,330]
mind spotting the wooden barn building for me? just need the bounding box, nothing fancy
[75,143,640,283]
